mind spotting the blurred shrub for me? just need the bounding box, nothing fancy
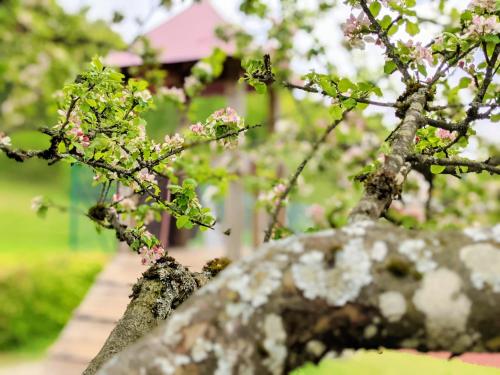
[0,252,107,352]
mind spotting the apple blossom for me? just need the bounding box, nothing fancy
[469,0,497,13]
[134,89,152,102]
[405,40,434,66]
[138,168,157,184]
[190,122,205,135]
[164,133,184,148]
[159,86,186,104]
[466,15,500,38]
[436,128,455,141]
[0,133,12,146]
[139,244,166,266]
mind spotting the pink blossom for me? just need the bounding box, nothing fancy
[138,169,157,184]
[67,125,91,147]
[405,40,434,65]
[469,0,497,12]
[274,183,287,195]
[112,193,122,202]
[211,107,241,124]
[307,204,326,226]
[120,198,136,211]
[190,122,205,135]
[342,13,371,49]
[139,245,166,265]
[0,133,12,146]
[81,135,90,148]
[164,133,184,148]
[158,86,186,104]
[436,128,455,140]
[466,15,500,37]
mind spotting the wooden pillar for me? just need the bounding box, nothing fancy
[223,81,246,260]
[252,86,285,246]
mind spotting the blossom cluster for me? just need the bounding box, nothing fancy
[164,133,185,149]
[67,124,91,147]
[112,193,137,211]
[404,40,434,66]
[436,128,456,141]
[469,0,497,13]
[200,107,245,148]
[139,244,166,266]
[158,86,186,104]
[341,13,372,49]
[0,132,11,146]
[137,168,157,185]
[465,15,500,38]
[258,182,287,209]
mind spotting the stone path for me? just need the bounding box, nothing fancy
[6,247,224,375]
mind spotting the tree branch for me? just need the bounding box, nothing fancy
[97,222,500,375]
[349,88,428,221]
[359,0,411,83]
[263,111,349,242]
[408,154,500,175]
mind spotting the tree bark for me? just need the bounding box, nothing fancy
[349,88,427,221]
[96,221,500,375]
[83,257,213,375]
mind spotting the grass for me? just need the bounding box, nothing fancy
[294,350,500,375]
[0,140,113,355]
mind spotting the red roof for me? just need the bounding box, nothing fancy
[106,0,235,67]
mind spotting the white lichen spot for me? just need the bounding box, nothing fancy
[363,324,378,339]
[173,355,190,366]
[284,237,304,253]
[413,268,471,348]
[342,220,374,237]
[306,340,326,357]
[213,344,237,375]
[464,226,491,242]
[191,337,213,362]
[460,243,500,292]
[492,224,500,243]
[228,263,282,309]
[292,238,372,306]
[378,291,407,322]
[398,239,437,273]
[161,307,197,345]
[262,314,287,375]
[150,358,175,375]
[309,229,336,239]
[371,241,388,262]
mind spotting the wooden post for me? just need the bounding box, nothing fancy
[223,81,246,260]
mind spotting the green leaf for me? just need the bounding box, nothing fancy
[329,105,344,121]
[384,61,397,74]
[92,56,103,71]
[459,77,471,88]
[176,215,191,229]
[405,21,419,36]
[338,78,354,93]
[370,1,381,17]
[430,165,446,174]
[380,15,392,29]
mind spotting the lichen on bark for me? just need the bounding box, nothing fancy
[96,222,500,375]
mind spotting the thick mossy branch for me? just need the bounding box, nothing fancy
[98,222,500,375]
[83,257,213,375]
[350,88,427,221]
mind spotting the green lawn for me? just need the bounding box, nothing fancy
[295,350,500,375]
[0,148,112,354]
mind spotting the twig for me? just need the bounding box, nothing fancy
[263,111,350,242]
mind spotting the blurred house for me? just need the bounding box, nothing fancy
[106,0,249,258]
